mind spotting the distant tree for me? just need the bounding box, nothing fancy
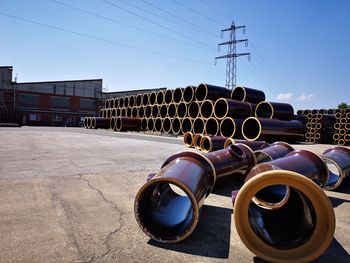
[338,102,349,109]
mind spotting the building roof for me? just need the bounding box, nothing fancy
[17,79,102,85]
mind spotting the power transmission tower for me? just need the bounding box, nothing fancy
[215,20,250,90]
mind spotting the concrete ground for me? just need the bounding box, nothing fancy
[0,126,349,263]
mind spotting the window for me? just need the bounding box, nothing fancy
[80,99,95,109]
[29,114,41,121]
[51,115,63,122]
[18,94,40,105]
[51,96,69,107]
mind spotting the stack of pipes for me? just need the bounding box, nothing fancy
[298,108,349,146]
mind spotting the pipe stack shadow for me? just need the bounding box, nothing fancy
[134,143,350,262]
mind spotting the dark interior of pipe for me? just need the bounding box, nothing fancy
[177,103,187,118]
[173,89,183,103]
[157,92,164,105]
[132,108,138,117]
[150,93,156,105]
[167,104,176,118]
[139,107,144,118]
[137,182,194,241]
[147,119,154,130]
[195,84,207,101]
[202,137,211,151]
[120,98,124,108]
[172,119,181,133]
[255,152,271,163]
[145,106,152,118]
[152,106,159,117]
[142,94,149,106]
[256,103,273,118]
[84,118,88,127]
[324,160,340,188]
[91,118,96,129]
[163,118,171,132]
[160,105,168,118]
[141,119,147,130]
[182,119,192,133]
[184,133,193,146]
[129,96,135,107]
[254,185,288,206]
[155,119,162,131]
[214,99,228,118]
[194,135,202,148]
[205,119,218,135]
[243,118,260,140]
[127,108,132,117]
[189,103,199,118]
[201,101,213,118]
[116,117,122,131]
[231,87,245,101]
[136,94,142,106]
[248,187,316,249]
[165,90,173,104]
[124,97,129,108]
[193,119,204,133]
[183,87,194,102]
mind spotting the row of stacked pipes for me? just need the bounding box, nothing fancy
[134,141,350,262]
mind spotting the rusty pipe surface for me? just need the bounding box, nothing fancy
[171,117,182,135]
[254,141,294,163]
[183,131,194,147]
[200,100,214,119]
[188,101,200,119]
[173,87,183,103]
[183,85,196,103]
[255,101,294,120]
[116,116,142,132]
[164,89,173,104]
[181,117,192,134]
[322,146,350,190]
[200,135,227,153]
[233,167,335,262]
[195,83,229,102]
[242,117,305,142]
[134,143,256,243]
[214,98,252,120]
[162,117,172,134]
[177,102,188,118]
[204,117,219,136]
[231,86,265,104]
[192,118,205,134]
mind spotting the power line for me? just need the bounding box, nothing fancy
[0,12,213,65]
[101,0,215,51]
[139,0,220,38]
[199,0,232,21]
[49,0,212,52]
[171,0,225,26]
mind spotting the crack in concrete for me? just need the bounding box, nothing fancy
[79,175,125,263]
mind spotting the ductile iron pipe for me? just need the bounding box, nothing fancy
[181,117,192,134]
[116,116,142,132]
[200,100,214,119]
[255,101,294,120]
[162,118,172,134]
[214,98,252,120]
[219,117,236,138]
[231,86,265,104]
[171,117,182,135]
[188,101,200,119]
[183,131,194,147]
[204,117,219,135]
[183,85,196,103]
[254,141,294,163]
[177,102,188,118]
[164,89,173,104]
[195,83,229,102]
[192,118,205,134]
[173,87,183,103]
[200,135,227,153]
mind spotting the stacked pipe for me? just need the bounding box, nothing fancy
[135,143,350,262]
[298,108,349,145]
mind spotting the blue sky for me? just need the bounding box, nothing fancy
[1,0,349,110]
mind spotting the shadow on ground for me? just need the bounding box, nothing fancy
[148,204,232,258]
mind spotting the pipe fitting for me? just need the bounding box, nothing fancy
[254,141,294,163]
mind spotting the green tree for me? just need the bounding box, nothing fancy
[338,102,349,109]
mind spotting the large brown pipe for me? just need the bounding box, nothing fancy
[147,118,154,131]
[183,131,194,147]
[200,135,227,153]
[242,117,305,142]
[177,102,188,118]
[138,107,145,118]
[173,87,183,103]
[154,118,163,133]
[119,97,125,108]
[149,92,157,106]
[134,143,256,243]
[83,117,89,128]
[103,99,108,109]
[181,117,192,134]
[129,95,135,107]
[110,117,116,130]
[167,103,177,118]
[195,83,229,102]
[254,141,294,163]
[142,93,149,106]
[145,105,152,118]
[188,101,200,119]
[171,117,182,135]
[141,118,148,131]
[200,100,214,119]
[204,117,219,135]
[124,96,129,108]
[322,146,350,190]
[91,117,110,129]
[214,98,252,120]
[183,85,196,103]
[87,117,93,129]
[99,109,104,117]
[193,134,204,150]
[160,104,168,118]
[231,86,265,104]
[233,150,334,262]
[220,117,236,138]
[164,89,173,104]
[136,94,142,107]
[156,90,165,105]
[255,101,294,120]
[131,107,138,117]
[162,117,172,133]
[223,138,267,150]
[111,108,117,118]
[192,118,205,134]
[116,116,142,132]
[151,105,159,118]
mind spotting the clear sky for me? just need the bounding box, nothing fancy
[1,0,349,110]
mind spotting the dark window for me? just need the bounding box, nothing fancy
[18,94,39,105]
[51,96,69,107]
[80,99,95,109]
